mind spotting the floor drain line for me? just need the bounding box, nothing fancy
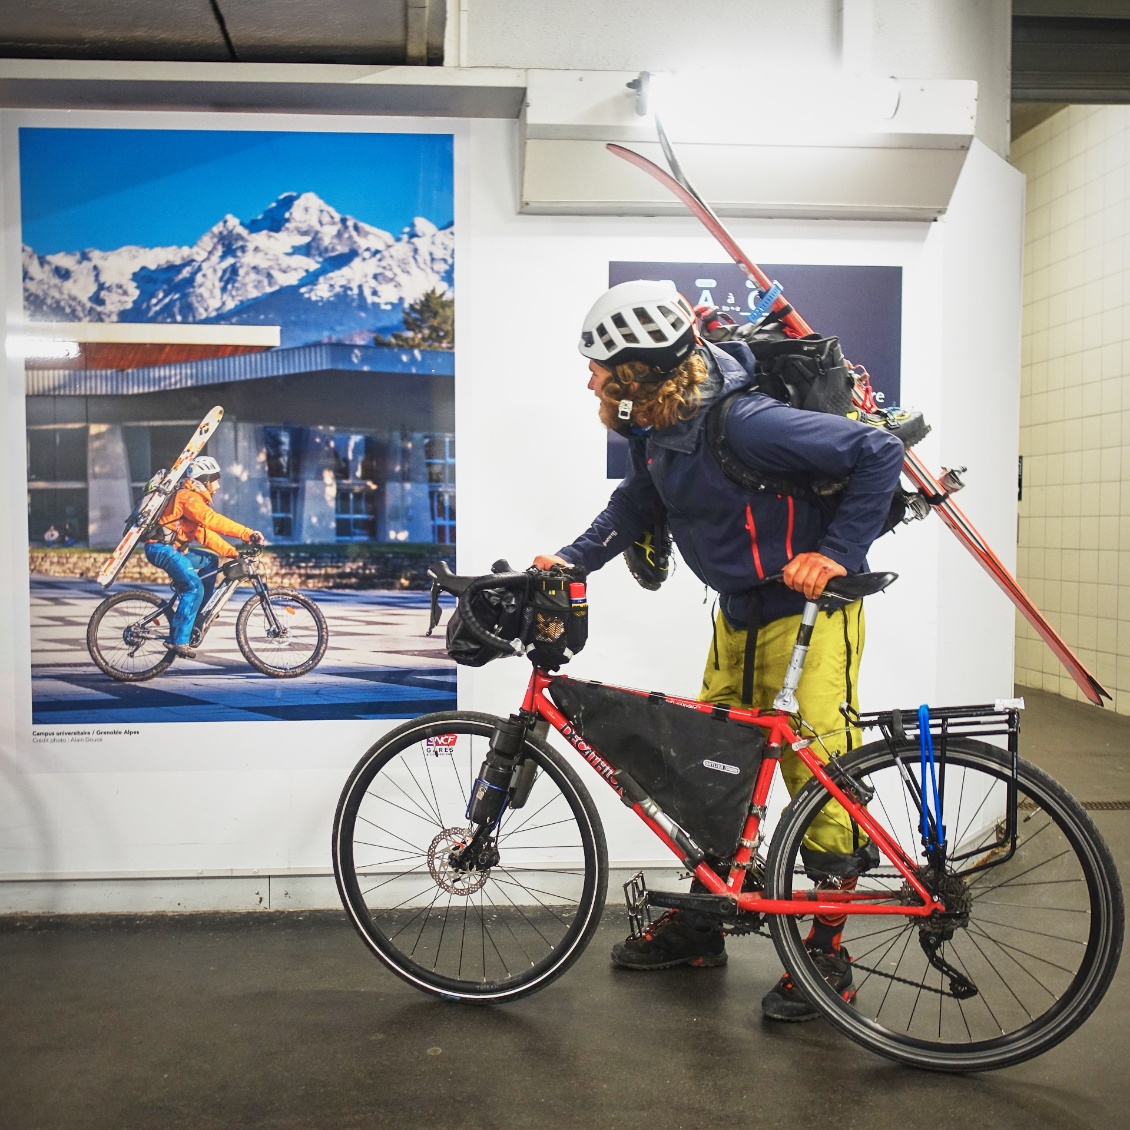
[1018,800,1130,811]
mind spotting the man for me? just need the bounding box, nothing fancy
[534,279,905,1020]
[144,456,263,659]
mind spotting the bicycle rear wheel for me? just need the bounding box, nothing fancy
[333,711,608,1002]
[86,589,174,681]
[766,738,1123,1071]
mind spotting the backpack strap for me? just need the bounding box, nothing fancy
[705,388,830,502]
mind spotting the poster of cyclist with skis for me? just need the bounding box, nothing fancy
[17,125,458,725]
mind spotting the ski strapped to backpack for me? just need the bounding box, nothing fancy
[606,116,1111,706]
[96,405,224,588]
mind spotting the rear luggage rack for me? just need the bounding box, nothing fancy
[846,700,1022,747]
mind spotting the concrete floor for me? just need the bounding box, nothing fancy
[2,687,1127,1130]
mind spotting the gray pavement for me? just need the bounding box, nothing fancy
[31,575,456,724]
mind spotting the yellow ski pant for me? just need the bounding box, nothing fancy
[699,602,866,857]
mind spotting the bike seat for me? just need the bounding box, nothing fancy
[817,571,897,609]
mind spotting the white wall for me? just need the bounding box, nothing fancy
[0,111,1024,910]
[448,0,1012,158]
[1012,105,1130,711]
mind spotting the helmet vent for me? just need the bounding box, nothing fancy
[633,307,668,343]
[596,324,615,351]
[610,312,639,343]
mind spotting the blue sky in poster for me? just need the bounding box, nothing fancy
[19,128,453,254]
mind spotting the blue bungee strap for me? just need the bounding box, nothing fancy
[917,704,946,850]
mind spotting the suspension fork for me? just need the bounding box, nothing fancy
[251,576,284,634]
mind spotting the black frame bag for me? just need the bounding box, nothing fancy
[548,677,765,858]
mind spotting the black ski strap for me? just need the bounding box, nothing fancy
[741,588,763,707]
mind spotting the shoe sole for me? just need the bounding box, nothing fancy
[611,952,728,971]
[762,986,856,1022]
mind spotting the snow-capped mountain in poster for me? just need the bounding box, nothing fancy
[22,191,454,348]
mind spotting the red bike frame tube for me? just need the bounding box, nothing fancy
[524,671,944,918]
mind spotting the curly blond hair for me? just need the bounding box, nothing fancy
[596,351,710,431]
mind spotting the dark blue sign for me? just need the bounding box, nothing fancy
[606,261,903,477]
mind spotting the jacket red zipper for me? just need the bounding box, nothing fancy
[744,504,765,580]
[785,495,795,561]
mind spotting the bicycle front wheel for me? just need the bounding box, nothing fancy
[235,587,328,677]
[86,589,174,681]
[766,738,1124,1072]
[333,711,608,1002]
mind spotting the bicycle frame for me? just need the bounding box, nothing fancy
[520,668,947,921]
[133,553,283,645]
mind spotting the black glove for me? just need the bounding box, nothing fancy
[249,531,264,547]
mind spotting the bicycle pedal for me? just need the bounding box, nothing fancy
[623,871,653,940]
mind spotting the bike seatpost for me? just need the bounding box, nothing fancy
[770,572,897,714]
[772,600,818,714]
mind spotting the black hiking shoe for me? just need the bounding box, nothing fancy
[611,911,727,970]
[761,945,854,1022]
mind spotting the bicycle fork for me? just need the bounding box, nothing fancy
[452,715,540,874]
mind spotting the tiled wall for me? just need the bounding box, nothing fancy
[1012,106,1130,709]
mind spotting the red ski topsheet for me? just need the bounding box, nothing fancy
[607,142,1110,706]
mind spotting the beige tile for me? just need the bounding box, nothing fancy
[1099,515,1120,548]
[1097,616,1118,654]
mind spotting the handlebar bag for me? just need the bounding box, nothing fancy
[548,677,765,859]
[446,583,526,666]
[524,572,588,670]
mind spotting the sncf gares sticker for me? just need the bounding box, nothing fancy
[426,733,458,756]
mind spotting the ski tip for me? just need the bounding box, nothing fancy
[1089,680,1113,707]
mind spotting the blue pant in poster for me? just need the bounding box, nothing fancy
[144,543,219,645]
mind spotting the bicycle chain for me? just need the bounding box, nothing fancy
[847,959,969,999]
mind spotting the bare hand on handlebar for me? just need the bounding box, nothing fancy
[783,552,847,601]
[532,554,569,571]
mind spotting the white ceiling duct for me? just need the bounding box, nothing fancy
[520,70,978,221]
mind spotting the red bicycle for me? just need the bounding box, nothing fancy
[332,564,1124,1072]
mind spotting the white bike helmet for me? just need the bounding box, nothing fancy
[579,280,698,376]
[187,456,221,482]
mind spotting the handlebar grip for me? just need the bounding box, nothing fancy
[456,572,531,655]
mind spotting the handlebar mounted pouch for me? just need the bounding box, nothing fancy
[525,571,588,670]
[547,677,765,859]
[445,584,526,667]
[222,557,252,581]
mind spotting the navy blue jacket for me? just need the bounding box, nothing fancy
[558,343,906,628]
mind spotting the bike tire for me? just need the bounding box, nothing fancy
[765,738,1124,1072]
[333,710,608,1002]
[86,589,175,682]
[235,587,328,677]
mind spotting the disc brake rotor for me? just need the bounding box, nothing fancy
[428,827,490,895]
